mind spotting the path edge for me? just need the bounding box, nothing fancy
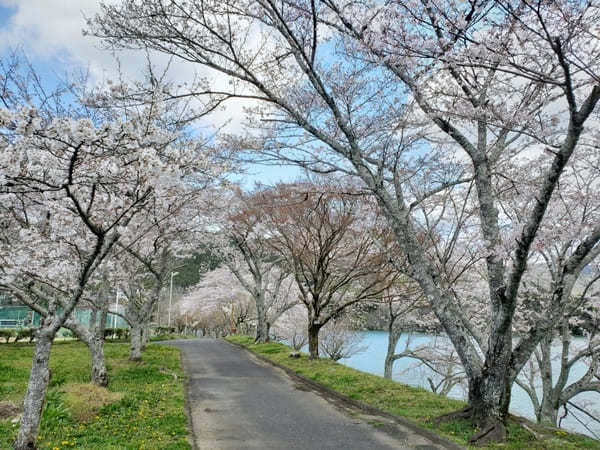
[172,342,200,450]
[224,339,465,450]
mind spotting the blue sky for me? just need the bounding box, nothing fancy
[0,4,14,27]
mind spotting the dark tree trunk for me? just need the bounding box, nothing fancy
[254,300,269,343]
[538,399,559,427]
[463,374,510,445]
[308,324,321,359]
[13,330,54,450]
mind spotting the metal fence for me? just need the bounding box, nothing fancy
[0,305,128,329]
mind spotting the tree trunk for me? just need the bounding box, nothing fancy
[384,324,401,379]
[141,325,149,350]
[90,308,97,332]
[538,397,558,427]
[98,309,107,340]
[68,324,108,387]
[129,324,142,361]
[13,330,54,450]
[253,289,269,343]
[63,318,108,387]
[384,339,399,379]
[463,374,510,445]
[308,324,321,359]
[89,336,108,387]
[255,306,269,344]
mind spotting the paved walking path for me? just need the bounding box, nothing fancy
[162,338,461,450]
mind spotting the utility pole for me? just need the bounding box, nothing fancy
[168,271,179,328]
[157,299,160,327]
[112,291,119,336]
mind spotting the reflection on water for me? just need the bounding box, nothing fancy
[336,330,600,439]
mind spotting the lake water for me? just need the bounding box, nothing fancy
[335,330,600,439]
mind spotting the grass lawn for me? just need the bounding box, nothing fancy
[227,335,600,450]
[0,340,189,450]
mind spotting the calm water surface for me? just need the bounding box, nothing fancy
[336,330,600,439]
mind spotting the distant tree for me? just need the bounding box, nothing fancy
[174,247,223,289]
[273,305,309,351]
[179,267,256,334]
[319,316,366,361]
[214,188,302,342]
[255,181,396,358]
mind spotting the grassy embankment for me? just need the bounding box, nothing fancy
[227,335,600,450]
[0,340,189,449]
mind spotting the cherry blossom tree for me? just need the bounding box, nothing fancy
[492,138,600,428]
[324,2,600,441]
[90,0,600,442]
[216,188,300,342]
[511,251,600,429]
[0,51,233,447]
[381,287,430,379]
[87,70,233,359]
[515,297,600,429]
[0,106,182,449]
[179,266,255,335]
[109,193,215,360]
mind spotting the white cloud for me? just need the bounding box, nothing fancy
[0,0,253,133]
[1,0,104,64]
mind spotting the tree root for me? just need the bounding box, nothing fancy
[432,406,474,425]
[468,418,507,446]
[432,407,508,446]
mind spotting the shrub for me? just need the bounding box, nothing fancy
[0,329,14,343]
[14,328,35,343]
[104,328,130,340]
[155,326,176,335]
[58,329,74,339]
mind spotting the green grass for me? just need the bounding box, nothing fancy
[0,341,189,449]
[227,335,600,450]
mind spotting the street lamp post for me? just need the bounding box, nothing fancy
[168,271,179,328]
[157,300,161,327]
[113,291,120,337]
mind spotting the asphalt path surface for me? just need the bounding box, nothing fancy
[162,338,461,450]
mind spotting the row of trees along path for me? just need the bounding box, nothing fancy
[90,0,600,445]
